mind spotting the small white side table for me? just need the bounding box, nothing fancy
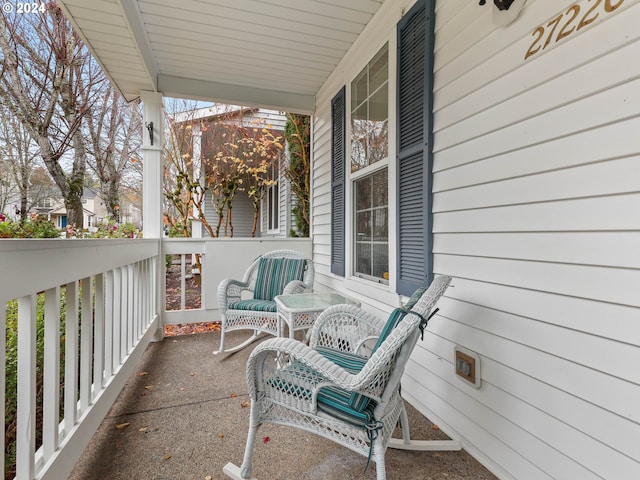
[274,292,360,339]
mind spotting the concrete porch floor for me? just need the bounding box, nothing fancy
[69,330,498,480]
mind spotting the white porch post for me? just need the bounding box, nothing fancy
[141,91,165,341]
[141,90,164,239]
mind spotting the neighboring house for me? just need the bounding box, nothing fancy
[48,187,110,230]
[58,1,640,479]
[118,190,142,227]
[174,106,293,238]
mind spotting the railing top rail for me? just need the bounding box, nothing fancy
[0,239,160,303]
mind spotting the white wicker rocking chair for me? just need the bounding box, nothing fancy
[224,275,460,480]
[216,249,314,354]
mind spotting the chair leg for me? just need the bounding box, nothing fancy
[215,330,263,355]
[388,402,461,451]
[373,439,387,480]
[239,405,260,478]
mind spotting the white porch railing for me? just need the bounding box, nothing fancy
[0,237,311,480]
[0,239,161,480]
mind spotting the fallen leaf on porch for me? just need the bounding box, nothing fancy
[139,371,149,376]
[218,433,225,439]
[115,423,130,430]
[432,424,440,431]
[262,436,270,444]
[144,385,153,390]
[164,322,220,337]
[139,426,148,432]
[164,453,172,460]
[241,401,250,408]
[230,393,237,398]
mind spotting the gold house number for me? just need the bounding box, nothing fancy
[525,0,625,60]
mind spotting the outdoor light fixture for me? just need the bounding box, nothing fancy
[145,121,154,145]
[480,0,527,27]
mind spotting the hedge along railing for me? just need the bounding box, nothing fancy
[0,239,162,480]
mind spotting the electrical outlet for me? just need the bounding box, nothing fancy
[454,346,481,389]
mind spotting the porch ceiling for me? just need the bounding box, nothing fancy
[57,0,386,113]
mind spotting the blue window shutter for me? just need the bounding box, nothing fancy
[396,0,435,296]
[331,87,346,276]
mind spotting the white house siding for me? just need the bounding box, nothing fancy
[312,0,640,479]
[203,190,257,238]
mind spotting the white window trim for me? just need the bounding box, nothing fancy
[344,32,398,294]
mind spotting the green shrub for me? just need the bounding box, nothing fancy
[0,213,59,238]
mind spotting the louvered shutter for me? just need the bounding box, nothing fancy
[331,87,346,276]
[396,0,434,296]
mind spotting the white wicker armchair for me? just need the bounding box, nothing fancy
[216,249,314,354]
[224,275,458,480]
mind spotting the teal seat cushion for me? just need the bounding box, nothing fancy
[228,299,277,313]
[253,257,307,301]
[266,361,375,429]
[317,386,375,427]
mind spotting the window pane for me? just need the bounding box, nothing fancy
[372,165,388,208]
[351,69,368,111]
[356,210,371,240]
[356,176,372,210]
[369,45,388,94]
[351,103,368,172]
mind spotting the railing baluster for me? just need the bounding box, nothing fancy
[180,254,186,311]
[16,294,36,480]
[104,270,114,379]
[127,265,134,353]
[43,287,61,461]
[65,281,79,435]
[94,274,105,396]
[80,277,93,413]
[113,268,122,368]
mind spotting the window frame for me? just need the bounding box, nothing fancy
[345,39,396,288]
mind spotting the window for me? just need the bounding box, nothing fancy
[329,1,434,293]
[351,44,389,283]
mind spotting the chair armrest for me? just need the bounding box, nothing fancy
[308,304,384,355]
[281,280,307,295]
[217,278,250,312]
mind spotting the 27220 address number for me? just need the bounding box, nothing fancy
[525,0,624,60]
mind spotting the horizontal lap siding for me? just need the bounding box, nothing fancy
[421,0,640,478]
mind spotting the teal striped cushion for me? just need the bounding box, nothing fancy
[315,347,367,374]
[253,257,307,301]
[372,308,407,353]
[228,299,277,312]
[370,286,426,353]
[315,346,371,412]
[317,386,375,427]
[405,287,426,310]
[266,362,375,428]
